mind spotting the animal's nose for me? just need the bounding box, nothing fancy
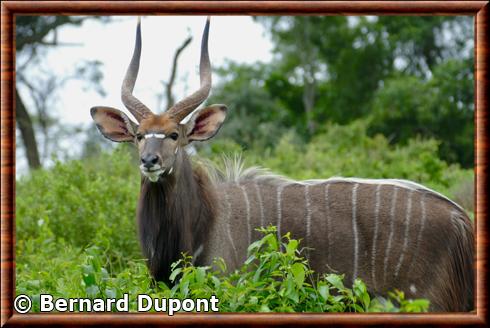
[141,154,159,169]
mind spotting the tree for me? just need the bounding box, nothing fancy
[16,16,106,170]
[207,62,291,150]
[210,16,473,167]
[369,58,474,167]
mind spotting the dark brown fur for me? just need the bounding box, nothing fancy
[137,151,217,285]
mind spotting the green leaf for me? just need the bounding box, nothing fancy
[105,288,116,299]
[196,267,206,284]
[291,263,306,287]
[326,274,345,290]
[85,285,99,298]
[260,304,271,312]
[286,239,298,256]
[318,283,329,301]
[82,272,96,287]
[244,254,256,266]
[169,268,182,282]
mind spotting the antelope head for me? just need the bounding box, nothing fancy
[90,17,227,182]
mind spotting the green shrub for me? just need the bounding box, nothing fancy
[16,147,141,273]
[19,227,429,313]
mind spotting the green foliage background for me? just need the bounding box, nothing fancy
[209,16,473,168]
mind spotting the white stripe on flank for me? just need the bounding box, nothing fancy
[352,183,360,281]
[276,184,289,244]
[384,186,399,283]
[407,193,427,276]
[371,184,382,289]
[395,190,413,278]
[240,184,252,246]
[223,192,238,263]
[305,184,312,247]
[254,181,265,228]
[193,244,204,262]
[324,183,332,265]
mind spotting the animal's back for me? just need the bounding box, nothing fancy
[203,170,474,311]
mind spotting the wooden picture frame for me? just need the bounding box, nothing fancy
[1,1,488,326]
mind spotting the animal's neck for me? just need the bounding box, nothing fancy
[137,152,216,284]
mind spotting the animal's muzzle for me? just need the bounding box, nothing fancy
[141,154,160,169]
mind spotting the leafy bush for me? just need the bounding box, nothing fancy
[16,147,141,273]
[19,227,429,313]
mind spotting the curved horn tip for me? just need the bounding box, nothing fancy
[165,16,213,121]
[205,16,210,30]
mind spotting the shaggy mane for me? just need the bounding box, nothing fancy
[192,154,292,186]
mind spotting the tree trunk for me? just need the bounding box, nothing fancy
[303,77,316,135]
[299,19,317,135]
[16,88,41,170]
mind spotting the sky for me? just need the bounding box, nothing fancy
[16,16,274,175]
[19,16,273,125]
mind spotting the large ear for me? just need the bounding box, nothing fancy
[185,104,227,142]
[90,106,137,142]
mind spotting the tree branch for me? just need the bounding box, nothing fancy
[16,16,85,51]
[165,36,192,109]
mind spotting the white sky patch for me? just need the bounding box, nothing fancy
[26,16,273,125]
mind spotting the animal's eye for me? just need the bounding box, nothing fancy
[136,133,143,141]
[169,132,179,140]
